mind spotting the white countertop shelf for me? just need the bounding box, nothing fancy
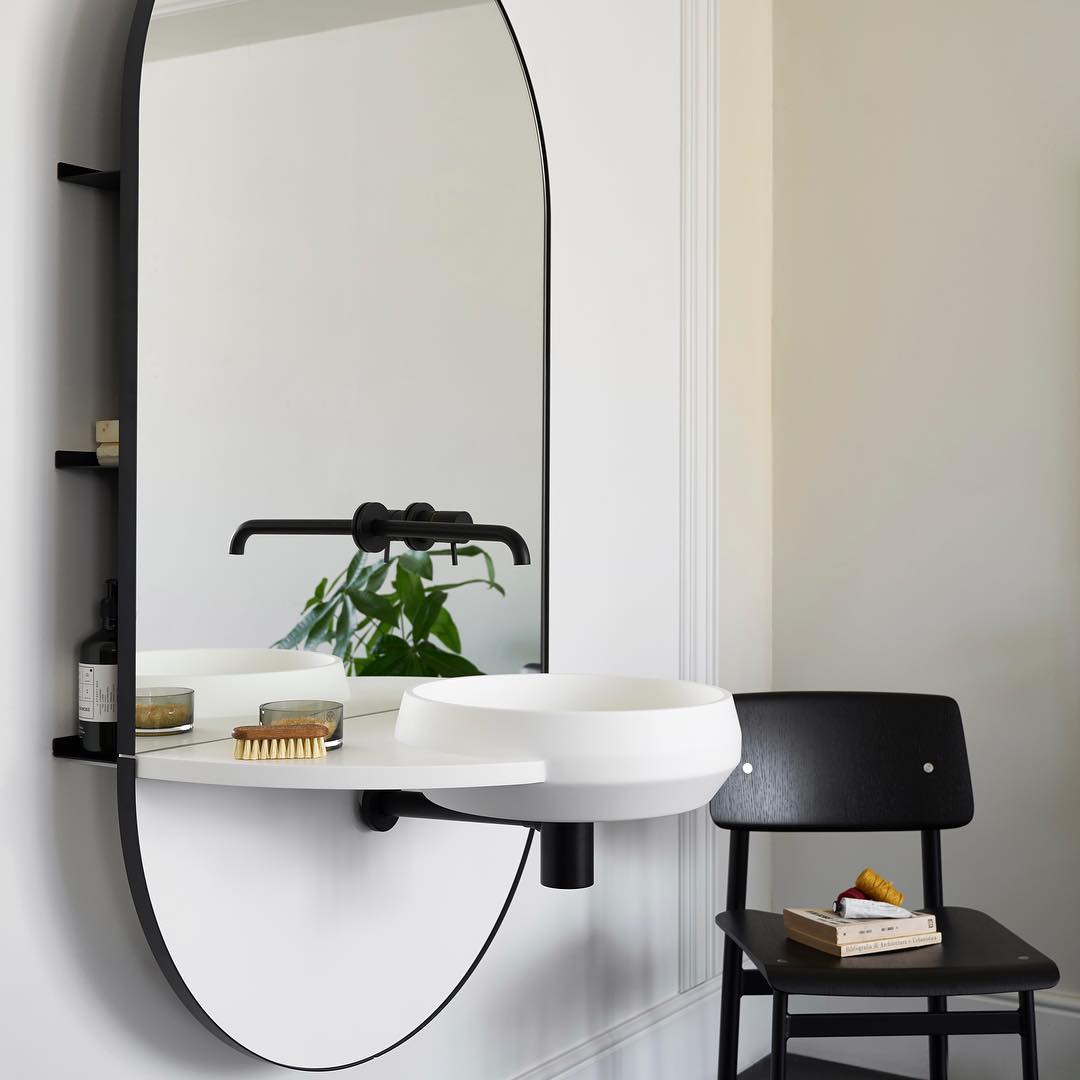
[133,683,546,791]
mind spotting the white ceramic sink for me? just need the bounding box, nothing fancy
[394,673,742,822]
[135,648,350,720]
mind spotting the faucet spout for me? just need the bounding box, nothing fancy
[228,518,352,555]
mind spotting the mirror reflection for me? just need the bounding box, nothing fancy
[134,0,545,753]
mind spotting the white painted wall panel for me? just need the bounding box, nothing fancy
[3,1,710,1077]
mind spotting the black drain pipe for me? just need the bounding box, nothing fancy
[358,790,595,889]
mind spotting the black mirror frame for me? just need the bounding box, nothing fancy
[114,0,550,1065]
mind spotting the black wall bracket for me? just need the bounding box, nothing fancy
[358,791,594,890]
[58,162,121,191]
[53,735,117,766]
[55,450,117,471]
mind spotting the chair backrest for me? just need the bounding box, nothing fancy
[710,692,974,832]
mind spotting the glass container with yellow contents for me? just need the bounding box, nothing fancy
[259,700,344,750]
[135,687,195,735]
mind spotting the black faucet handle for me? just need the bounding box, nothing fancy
[402,503,435,551]
[351,501,391,553]
[429,510,472,564]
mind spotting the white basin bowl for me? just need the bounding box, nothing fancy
[394,673,742,822]
[135,648,350,720]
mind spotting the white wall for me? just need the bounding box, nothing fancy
[3,1,750,1078]
[772,0,1080,1074]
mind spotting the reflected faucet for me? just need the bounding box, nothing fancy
[228,501,531,565]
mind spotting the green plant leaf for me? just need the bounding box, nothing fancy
[306,605,338,647]
[360,651,410,676]
[362,633,413,675]
[344,549,369,588]
[410,591,447,643]
[431,545,483,559]
[397,549,434,580]
[366,562,391,592]
[429,606,461,652]
[364,619,396,651]
[426,577,505,597]
[348,588,399,624]
[372,633,409,656]
[429,545,495,584]
[273,600,334,649]
[416,641,484,677]
[394,564,425,622]
[303,576,331,612]
[332,600,357,659]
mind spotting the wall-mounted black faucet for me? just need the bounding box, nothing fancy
[228,501,531,565]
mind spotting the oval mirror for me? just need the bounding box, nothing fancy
[120,0,547,1066]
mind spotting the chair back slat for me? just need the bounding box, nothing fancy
[710,692,973,832]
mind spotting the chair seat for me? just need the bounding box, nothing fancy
[716,907,1059,998]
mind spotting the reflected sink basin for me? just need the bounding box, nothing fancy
[394,674,742,822]
[135,648,349,720]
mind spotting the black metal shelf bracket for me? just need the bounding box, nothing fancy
[55,450,116,471]
[53,735,117,768]
[57,162,121,191]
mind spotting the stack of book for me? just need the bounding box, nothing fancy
[96,419,119,467]
[784,907,942,957]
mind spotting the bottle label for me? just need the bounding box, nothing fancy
[78,663,118,724]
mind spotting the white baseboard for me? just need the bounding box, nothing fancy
[508,980,722,1080]
[510,978,771,1080]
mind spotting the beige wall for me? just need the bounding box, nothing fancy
[772,0,1080,1072]
[717,0,773,699]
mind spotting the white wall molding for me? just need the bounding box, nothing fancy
[678,804,722,989]
[509,978,724,1080]
[151,0,248,18]
[678,0,724,993]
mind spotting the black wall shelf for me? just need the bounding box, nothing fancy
[55,450,116,470]
[53,159,121,772]
[57,162,121,191]
[53,735,117,767]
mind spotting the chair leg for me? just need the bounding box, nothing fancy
[1019,991,1039,1080]
[770,992,788,1080]
[717,937,743,1080]
[928,995,948,1080]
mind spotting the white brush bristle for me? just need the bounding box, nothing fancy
[233,734,328,761]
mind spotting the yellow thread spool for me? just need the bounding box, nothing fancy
[855,867,905,906]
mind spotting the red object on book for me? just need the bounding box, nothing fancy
[836,887,868,903]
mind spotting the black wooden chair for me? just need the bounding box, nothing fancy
[711,692,1059,1080]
